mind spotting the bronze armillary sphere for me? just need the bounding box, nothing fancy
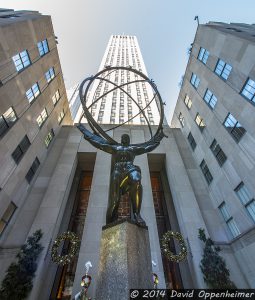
[78,66,166,225]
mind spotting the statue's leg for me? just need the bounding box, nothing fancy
[106,173,120,224]
[129,171,146,225]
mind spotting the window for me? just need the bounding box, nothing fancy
[235,183,255,222]
[215,59,232,80]
[0,202,17,236]
[52,90,60,105]
[223,113,246,142]
[219,202,240,238]
[45,129,54,148]
[58,110,65,124]
[190,73,200,89]
[12,50,31,72]
[36,109,48,127]
[45,67,55,83]
[178,112,185,127]
[25,157,40,183]
[203,89,217,109]
[37,39,49,56]
[198,47,209,64]
[187,132,196,151]
[210,139,227,166]
[26,83,40,103]
[195,113,206,132]
[200,159,213,184]
[12,135,30,164]
[184,95,192,109]
[0,107,17,137]
[241,78,255,103]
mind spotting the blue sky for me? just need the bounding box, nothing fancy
[1,0,255,122]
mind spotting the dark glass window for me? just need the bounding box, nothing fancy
[25,157,40,183]
[203,89,217,109]
[0,107,17,137]
[219,202,240,238]
[26,83,40,103]
[45,67,55,83]
[215,59,232,80]
[200,159,213,184]
[37,39,49,56]
[12,50,31,71]
[187,132,196,151]
[198,47,209,64]
[190,73,200,89]
[195,113,206,132]
[12,135,30,164]
[210,139,227,166]
[0,202,17,236]
[223,113,246,142]
[241,78,255,103]
[235,182,255,222]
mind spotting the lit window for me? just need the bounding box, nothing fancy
[37,39,49,56]
[26,83,40,103]
[52,90,60,105]
[210,139,227,166]
[195,113,206,132]
[178,112,185,127]
[0,107,17,137]
[241,78,255,103]
[44,129,54,148]
[235,183,255,222]
[58,110,65,124]
[223,113,246,142]
[45,67,55,83]
[12,135,30,164]
[200,159,213,184]
[25,157,40,183]
[187,132,196,151]
[0,202,17,236]
[203,89,217,109]
[198,47,209,64]
[215,59,232,80]
[36,108,48,128]
[184,95,192,109]
[219,202,240,238]
[190,73,200,89]
[12,50,31,72]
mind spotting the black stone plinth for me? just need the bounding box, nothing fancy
[96,220,153,300]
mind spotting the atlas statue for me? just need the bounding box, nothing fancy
[77,66,166,226]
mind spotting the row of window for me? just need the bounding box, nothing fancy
[197,47,255,105]
[12,39,49,73]
[25,67,55,103]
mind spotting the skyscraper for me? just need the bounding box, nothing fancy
[171,22,255,288]
[71,35,161,125]
[0,6,72,285]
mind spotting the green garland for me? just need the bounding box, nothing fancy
[51,231,79,266]
[161,231,187,263]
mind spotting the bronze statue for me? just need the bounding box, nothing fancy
[77,124,165,225]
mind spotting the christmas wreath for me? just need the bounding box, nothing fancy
[161,231,187,262]
[51,231,79,265]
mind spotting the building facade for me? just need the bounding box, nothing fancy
[171,22,255,287]
[0,7,72,283]
[70,35,161,125]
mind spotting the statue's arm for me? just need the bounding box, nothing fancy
[77,124,115,154]
[133,128,166,155]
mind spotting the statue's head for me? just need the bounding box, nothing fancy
[121,134,130,146]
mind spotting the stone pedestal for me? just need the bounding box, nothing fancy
[96,219,153,300]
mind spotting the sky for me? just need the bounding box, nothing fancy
[1,0,255,122]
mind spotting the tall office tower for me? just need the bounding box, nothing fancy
[76,35,161,125]
[172,22,255,287]
[0,7,72,280]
